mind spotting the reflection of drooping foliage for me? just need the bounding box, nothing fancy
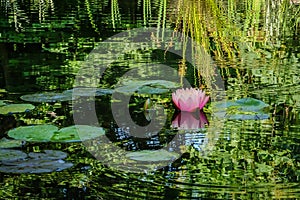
[171,0,300,61]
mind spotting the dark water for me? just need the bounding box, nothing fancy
[1,0,300,199]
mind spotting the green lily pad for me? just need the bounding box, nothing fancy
[214,98,270,120]
[70,88,113,97]
[137,85,169,94]
[126,149,179,162]
[0,104,35,114]
[235,98,269,112]
[51,125,105,143]
[0,150,73,173]
[115,80,179,94]
[28,150,68,160]
[0,100,7,106]
[0,149,27,162]
[228,113,270,120]
[20,92,74,102]
[0,138,24,149]
[0,159,73,173]
[8,125,59,142]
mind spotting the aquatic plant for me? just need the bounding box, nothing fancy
[172,88,209,112]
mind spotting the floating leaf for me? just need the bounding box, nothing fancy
[0,138,24,149]
[0,159,73,173]
[137,85,169,94]
[115,80,179,94]
[126,149,179,162]
[0,149,27,162]
[20,92,73,102]
[0,104,35,114]
[235,98,269,112]
[228,113,270,120]
[51,125,105,143]
[8,125,59,142]
[214,98,270,120]
[0,150,73,173]
[0,100,7,106]
[70,88,113,97]
[28,150,67,160]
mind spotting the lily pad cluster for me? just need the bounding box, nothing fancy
[8,124,105,143]
[0,149,73,173]
[0,102,35,115]
[214,97,270,120]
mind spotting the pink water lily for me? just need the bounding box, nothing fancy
[172,88,209,112]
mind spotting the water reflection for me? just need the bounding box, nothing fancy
[172,111,208,130]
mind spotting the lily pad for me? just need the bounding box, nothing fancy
[0,138,24,149]
[115,80,179,94]
[0,150,73,173]
[0,149,27,162]
[8,125,59,142]
[126,149,179,162]
[0,104,35,114]
[137,85,169,94]
[0,100,7,106]
[28,150,68,160]
[70,88,113,97]
[0,159,73,173]
[51,125,105,143]
[214,98,270,120]
[228,113,270,120]
[20,91,74,102]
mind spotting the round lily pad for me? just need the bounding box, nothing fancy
[0,150,73,173]
[235,98,269,112]
[0,138,24,149]
[0,104,35,114]
[51,125,105,143]
[115,80,179,94]
[70,88,113,97]
[20,92,73,102]
[137,85,169,94]
[0,149,27,162]
[0,159,73,173]
[126,149,179,162]
[8,125,59,142]
[214,97,270,120]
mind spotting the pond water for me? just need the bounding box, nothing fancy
[1,0,300,199]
